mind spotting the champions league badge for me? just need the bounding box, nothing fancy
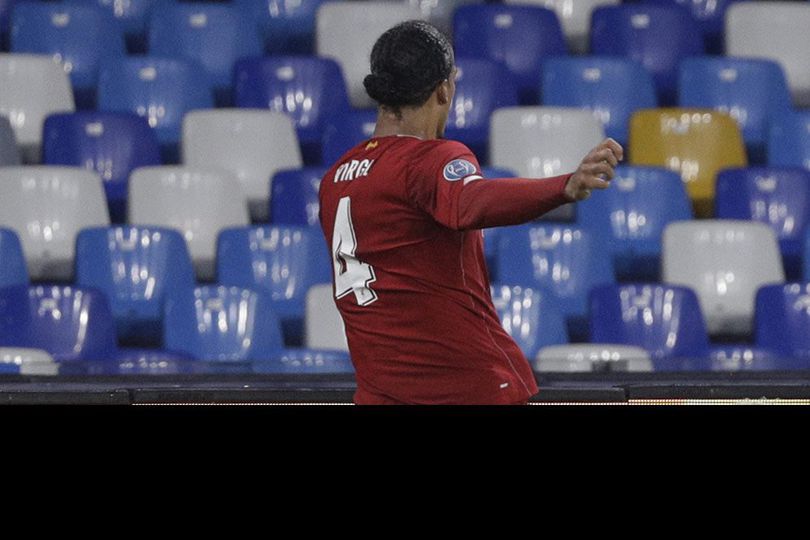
[443,159,477,182]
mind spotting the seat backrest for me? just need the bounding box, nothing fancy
[663,220,785,336]
[63,0,156,38]
[316,1,421,108]
[589,283,711,362]
[128,166,250,281]
[755,282,810,361]
[164,285,284,361]
[255,348,354,374]
[0,285,118,361]
[535,343,653,372]
[453,4,566,104]
[629,108,747,217]
[0,53,74,153]
[269,167,327,227]
[0,227,28,288]
[0,347,57,375]
[645,0,743,51]
[726,1,810,107]
[0,115,21,166]
[321,108,378,167]
[97,56,214,146]
[768,109,810,171]
[181,109,302,222]
[541,56,658,146]
[709,344,799,371]
[0,166,110,281]
[233,0,330,54]
[490,282,568,359]
[147,3,262,90]
[304,283,348,351]
[590,4,703,105]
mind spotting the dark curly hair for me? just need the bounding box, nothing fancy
[363,20,455,111]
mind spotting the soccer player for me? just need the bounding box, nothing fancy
[319,20,623,405]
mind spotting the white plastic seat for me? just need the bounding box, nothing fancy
[535,344,653,372]
[726,2,810,107]
[0,347,58,375]
[128,166,250,281]
[0,53,75,163]
[662,220,785,336]
[404,0,481,34]
[0,166,110,281]
[181,109,302,222]
[0,116,21,165]
[505,0,620,54]
[304,283,348,351]
[316,1,421,108]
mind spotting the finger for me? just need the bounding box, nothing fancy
[599,138,624,161]
[584,162,615,179]
[584,177,611,190]
[593,148,619,168]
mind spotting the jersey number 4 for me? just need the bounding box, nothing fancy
[332,196,378,306]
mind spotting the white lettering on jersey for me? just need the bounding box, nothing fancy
[334,159,376,183]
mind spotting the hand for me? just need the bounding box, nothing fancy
[564,138,624,201]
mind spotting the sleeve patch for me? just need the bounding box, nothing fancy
[442,159,478,182]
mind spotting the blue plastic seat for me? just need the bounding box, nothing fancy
[97,56,214,160]
[490,283,568,360]
[234,56,351,165]
[577,165,692,281]
[75,226,196,347]
[453,4,567,105]
[0,285,118,361]
[164,285,285,362]
[64,0,156,52]
[755,283,810,366]
[0,227,27,288]
[590,4,704,105]
[216,225,331,345]
[147,3,262,105]
[496,223,615,339]
[270,167,327,228]
[42,111,162,223]
[644,0,744,53]
[233,0,329,54]
[716,167,810,280]
[444,57,519,160]
[768,109,810,172]
[589,283,712,370]
[253,348,354,374]
[320,108,377,167]
[58,347,203,375]
[709,344,802,371]
[678,57,793,163]
[10,2,125,108]
[541,56,658,147]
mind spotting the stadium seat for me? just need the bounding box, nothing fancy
[768,109,810,172]
[0,115,19,165]
[541,56,657,147]
[233,56,352,165]
[590,4,703,105]
[453,4,567,105]
[496,223,615,338]
[233,0,329,54]
[217,225,332,345]
[0,347,58,375]
[253,348,354,374]
[755,283,810,365]
[0,53,74,163]
[60,347,202,375]
[97,56,214,161]
[75,226,196,347]
[490,283,568,360]
[128,166,250,281]
[404,0,482,35]
[709,344,801,371]
[316,1,421,108]
[65,0,156,53]
[715,167,810,280]
[589,283,712,370]
[305,283,348,351]
[678,57,793,163]
[0,227,27,288]
[444,57,519,161]
[535,344,653,372]
[42,111,162,223]
[147,2,262,105]
[726,1,810,107]
[269,167,326,227]
[504,0,619,54]
[164,285,285,362]
[629,108,748,217]
[321,108,377,167]
[576,165,692,281]
[490,106,604,222]
[662,220,785,337]
[182,109,302,222]
[645,0,743,53]
[0,285,118,362]
[0,166,109,281]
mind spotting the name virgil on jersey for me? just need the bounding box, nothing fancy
[334,159,376,183]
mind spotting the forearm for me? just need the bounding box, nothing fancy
[455,174,574,230]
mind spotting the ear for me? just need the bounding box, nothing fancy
[436,79,451,106]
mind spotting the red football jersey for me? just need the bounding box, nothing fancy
[319,135,540,405]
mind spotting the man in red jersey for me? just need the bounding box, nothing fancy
[319,20,623,405]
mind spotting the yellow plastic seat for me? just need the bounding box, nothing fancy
[628,108,747,217]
